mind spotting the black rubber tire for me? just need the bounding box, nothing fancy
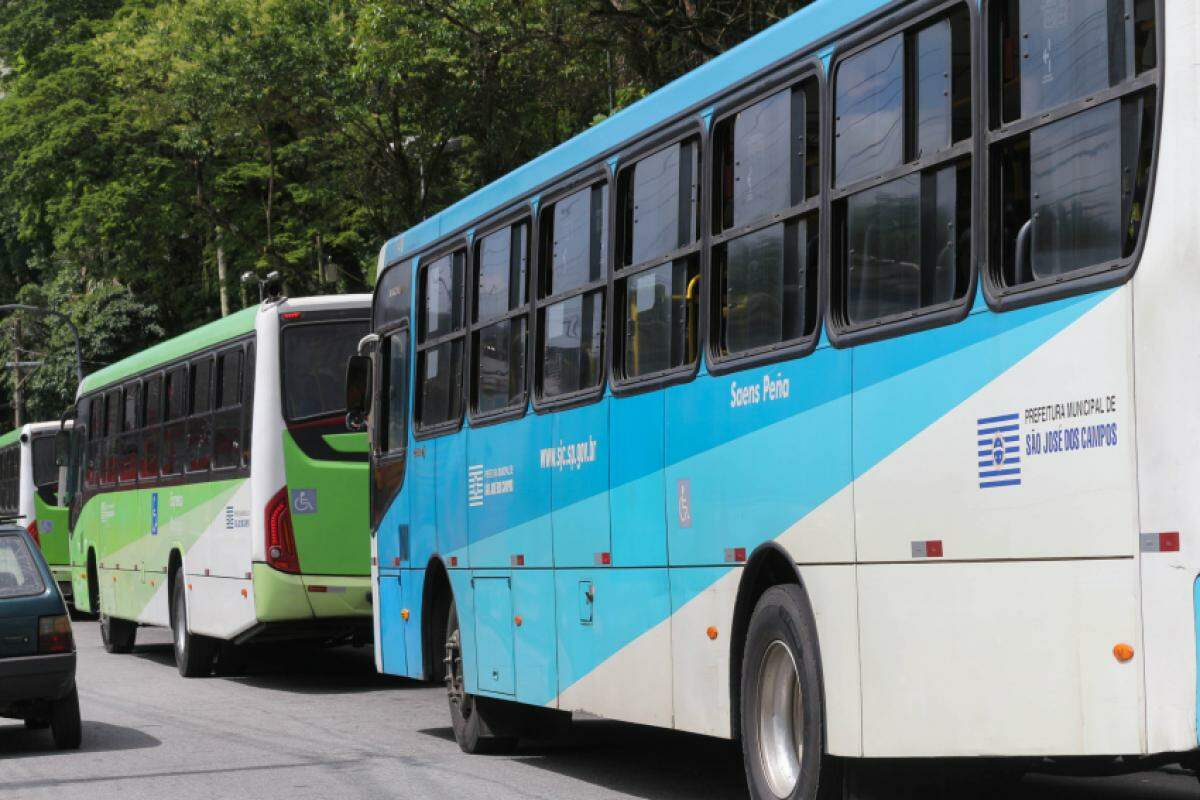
[446,600,518,755]
[50,685,82,750]
[740,584,841,800]
[99,613,138,654]
[24,716,49,730]
[171,575,215,678]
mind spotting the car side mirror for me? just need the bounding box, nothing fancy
[345,355,372,432]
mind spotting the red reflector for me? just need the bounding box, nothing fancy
[448,556,458,567]
[1160,532,1180,552]
[307,585,328,593]
[393,557,401,566]
[26,521,40,548]
[724,547,747,563]
[280,311,302,320]
[926,540,944,558]
[511,554,525,567]
[595,552,611,566]
[265,487,301,573]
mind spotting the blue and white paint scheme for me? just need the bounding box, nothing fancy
[365,0,1200,768]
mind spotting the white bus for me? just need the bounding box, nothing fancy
[0,421,72,598]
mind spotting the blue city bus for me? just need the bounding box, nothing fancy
[354,0,1199,797]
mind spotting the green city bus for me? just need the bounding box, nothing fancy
[62,294,373,676]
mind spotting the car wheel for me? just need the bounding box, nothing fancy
[740,584,842,800]
[23,716,49,730]
[171,575,215,678]
[445,600,517,755]
[50,685,82,750]
[99,613,137,654]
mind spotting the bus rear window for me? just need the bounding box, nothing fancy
[31,436,59,503]
[0,534,45,599]
[281,320,369,422]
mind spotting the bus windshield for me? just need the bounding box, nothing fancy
[281,319,370,422]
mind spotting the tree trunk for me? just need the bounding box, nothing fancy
[216,239,230,317]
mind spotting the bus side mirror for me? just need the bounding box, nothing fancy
[54,429,71,467]
[345,355,372,432]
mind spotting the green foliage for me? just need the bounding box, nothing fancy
[0,0,812,428]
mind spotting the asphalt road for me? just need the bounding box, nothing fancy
[1,620,1197,800]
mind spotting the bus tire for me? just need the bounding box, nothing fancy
[171,575,214,678]
[213,641,249,677]
[445,600,518,755]
[49,684,82,750]
[99,613,137,654]
[740,584,840,800]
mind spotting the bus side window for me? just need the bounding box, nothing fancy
[535,181,609,402]
[140,373,163,482]
[830,6,972,333]
[186,356,214,474]
[0,445,16,517]
[213,347,243,470]
[711,78,821,362]
[470,220,530,418]
[414,249,466,432]
[119,380,140,484]
[613,137,702,382]
[241,342,255,468]
[103,388,121,486]
[988,0,1158,295]
[85,394,103,488]
[162,365,188,477]
[382,330,409,453]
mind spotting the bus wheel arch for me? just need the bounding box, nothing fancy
[421,556,452,683]
[729,543,824,741]
[85,547,99,613]
[167,549,183,600]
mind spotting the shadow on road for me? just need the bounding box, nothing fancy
[0,720,161,759]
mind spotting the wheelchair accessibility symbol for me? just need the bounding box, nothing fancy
[291,489,318,515]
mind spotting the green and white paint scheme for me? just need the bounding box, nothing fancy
[0,422,73,595]
[66,295,372,646]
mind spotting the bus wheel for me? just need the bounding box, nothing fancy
[740,584,839,800]
[99,613,137,654]
[213,641,249,677]
[170,576,214,678]
[445,600,517,755]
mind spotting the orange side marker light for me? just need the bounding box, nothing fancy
[514,615,523,627]
[400,608,410,621]
[240,588,248,598]
[1113,643,1135,663]
[706,626,719,641]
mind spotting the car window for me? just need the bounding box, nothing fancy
[0,534,46,599]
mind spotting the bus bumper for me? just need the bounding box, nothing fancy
[251,563,372,622]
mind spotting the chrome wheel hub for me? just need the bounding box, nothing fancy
[756,640,804,798]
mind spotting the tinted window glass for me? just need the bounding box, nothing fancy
[732,90,795,225]
[421,251,465,341]
[620,260,699,378]
[374,260,411,330]
[915,20,952,158]
[836,35,904,186]
[621,140,699,266]
[165,367,187,420]
[1019,0,1118,117]
[190,359,212,415]
[1029,101,1122,278]
[123,383,139,431]
[32,436,58,490]
[0,535,45,599]
[143,374,162,426]
[476,223,529,321]
[282,321,370,421]
[475,318,527,414]
[720,221,813,355]
[383,331,408,453]
[106,389,121,436]
[540,292,604,398]
[416,340,463,428]
[217,349,243,409]
[544,184,608,296]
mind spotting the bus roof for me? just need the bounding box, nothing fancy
[381,0,879,265]
[79,305,259,397]
[0,429,19,449]
[78,294,373,397]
